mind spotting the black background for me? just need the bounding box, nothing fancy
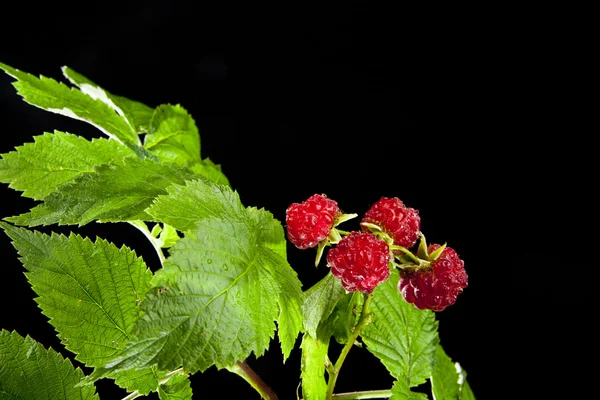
[0,1,595,399]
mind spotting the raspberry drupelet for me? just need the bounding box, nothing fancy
[285,194,341,250]
[398,244,468,311]
[326,232,391,293]
[361,197,421,250]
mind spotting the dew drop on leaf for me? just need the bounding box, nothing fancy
[207,259,213,264]
[222,264,229,271]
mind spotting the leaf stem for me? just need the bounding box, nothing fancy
[332,389,392,399]
[128,220,165,265]
[121,390,142,400]
[227,360,279,400]
[325,292,374,400]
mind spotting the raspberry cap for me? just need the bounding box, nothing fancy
[398,243,468,311]
[285,194,340,250]
[361,197,421,250]
[327,231,391,293]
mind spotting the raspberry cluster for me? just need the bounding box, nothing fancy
[285,194,468,310]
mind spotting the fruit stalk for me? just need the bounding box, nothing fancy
[325,292,374,400]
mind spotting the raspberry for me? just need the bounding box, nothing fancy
[398,244,468,311]
[326,232,391,293]
[361,197,421,249]
[285,194,340,249]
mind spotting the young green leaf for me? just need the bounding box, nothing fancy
[431,344,476,400]
[330,291,361,345]
[302,272,347,338]
[62,66,155,134]
[88,189,303,376]
[390,379,429,400]
[0,222,173,394]
[0,131,136,200]
[360,269,439,389]
[5,157,198,227]
[157,373,193,400]
[0,330,99,400]
[145,104,201,166]
[0,62,138,144]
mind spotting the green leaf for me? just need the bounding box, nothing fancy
[146,178,246,232]
[431,347,476,400]
[390,379,429,400]
[0,222,171,394]
[330,291,361,345]
[158,223,180,248]
[145,104,201,166]
[361,269,439,388]
[0,330,99,400]
[460,380,476,400]
[5,157,198,227]
[431,345,461,400]
[0,131,135,200]
[148,179,302,358]
[0,62,138,144]
[62,66,154,134]
[88,182,303,376]
[302,272,346,338]
[158,373,193,400]
[188,157,230,187]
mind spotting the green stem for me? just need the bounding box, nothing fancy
[325,293,374,400]
[332,389,392,399]
[128,221,165,265]
[121,391,142,400]
[227,360,278,400]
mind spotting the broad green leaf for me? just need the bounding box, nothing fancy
[147,179,302,358]
[146,177,246,232]
[0,131,135,200]
[302,272,346,338]
[0,62,138,144]
[62,66,154,134]
[444,353,476,400]
[188,157,230,187]
[158,373,193,400]
[0,330,99,400]
[0,223,171,394]
[145,104,201,166]
[390,379,429,400]
[431,345,460,400]
[5,157,198,227]
[361,269,439,388]
[87,185,302,377]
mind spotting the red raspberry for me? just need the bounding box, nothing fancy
[361,197,421,249]
[398,244,468,311]
[285,194,340,249]
[326,232,391,293]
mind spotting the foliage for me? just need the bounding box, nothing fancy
[0,62,475,400]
